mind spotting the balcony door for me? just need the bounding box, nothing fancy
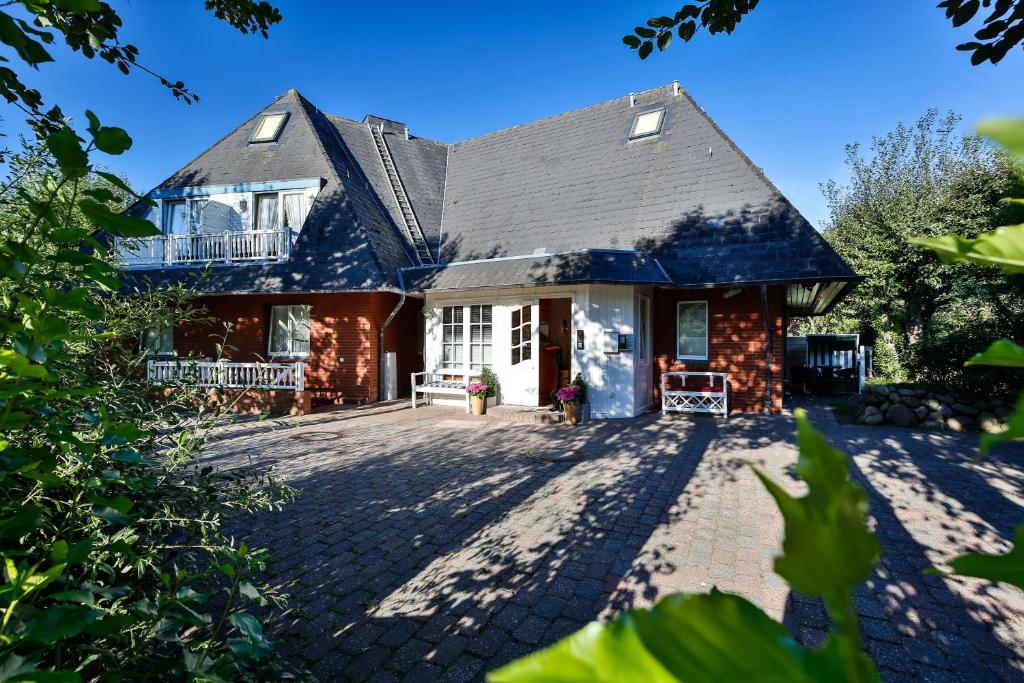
[503,301,539,406]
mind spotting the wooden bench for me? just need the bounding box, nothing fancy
[411,372,471,413]
[661,372,729,419]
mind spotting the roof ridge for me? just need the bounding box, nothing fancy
[451,83,678,146]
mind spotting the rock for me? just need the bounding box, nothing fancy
[995,405,1014,419]
[870,384,889,394]
[914,405,930,420]
[940,394,956,406]
[915,389,928,398]
[938,404,953,418]
[979,412,1006,435]
[880,401,891,414]
[898,388,917,398]
[921,416,945,431]
[952,403,979,417]
[924,398,943,412]
[858,406,884,426]
[991,398,1006,408]
[902,397,920,408]
[946,416,975,432]
[975,400,991,412]
[889,392,901,403]
[862,393,883,406]
[886,403,917,427]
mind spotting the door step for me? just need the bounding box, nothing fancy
[488,405,564,425]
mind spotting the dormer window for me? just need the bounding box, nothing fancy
[629,109,665,140]
[250,112,289,143]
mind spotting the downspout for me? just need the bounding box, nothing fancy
[761,285,773,413]
[379,269,407,401]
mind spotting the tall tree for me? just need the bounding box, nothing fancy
[813,110,1024,387]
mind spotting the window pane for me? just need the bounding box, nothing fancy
[512,328,520,346]
[283,193,303,229]
[483,346,492,364]
[512,309,520,328]
[165,201,188,235]
[512,347,520,365]
[522,343,531,361]
[677,302,708,357]
[522,323,531,339]
[481,305,492,324]
[443,345,453,363]
[454,345,464,362]
[454,326,464,343]
[522,307,531,323]
[453,307,463,324]
[270,308,289,353]
[443,307,453,324]
[470,305,481,324]
[471,346,481,364]
[256,194,279,230]
[680,336,707,358]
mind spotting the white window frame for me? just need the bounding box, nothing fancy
[141,323,174,357]
[268,305,311,358]
[162,198,211,235]
[252,191,308,232]
[440,304,493,371]
[629,108,665,140]
[675,300,709,361]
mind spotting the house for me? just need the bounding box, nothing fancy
[121,82,858,417]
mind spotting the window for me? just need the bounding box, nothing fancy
[468,304,492,370]
[441,306,464,368]
[250,112,289,143]
[255,193,280,230]
[676,301,708,361]
[629,109,665,140]
[188,199,208,232]
[441,304,493,370]
[269,305,311,357]
[637,295,650,362]
[510,305,532,366]
[282,192,305,229]
[141,324,174,356]
[163,200,188,235]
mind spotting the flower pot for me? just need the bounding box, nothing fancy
[564,402,579,425]
[470,395,487,416]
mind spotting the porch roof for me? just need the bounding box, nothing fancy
[400,249,671,292]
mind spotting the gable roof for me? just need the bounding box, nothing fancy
[124,84,857,309]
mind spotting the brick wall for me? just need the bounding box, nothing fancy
[652,286,785,413]
[175,292,423,406]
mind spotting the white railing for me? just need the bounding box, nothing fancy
[117,229,292,267]
[661,372,728,419]
[147,360,306,391]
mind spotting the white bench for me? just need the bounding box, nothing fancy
[411,372,471,413]
[661,372,729,419]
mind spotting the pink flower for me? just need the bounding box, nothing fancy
[467,382,490,397]
[556,385,582,403]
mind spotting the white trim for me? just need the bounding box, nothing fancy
[268,304,312,358]
[675,300,709,362]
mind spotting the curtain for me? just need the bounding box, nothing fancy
[677,302,708,358]
[256,194,279,230]
[164,201,188,235]
[282,193,303,229]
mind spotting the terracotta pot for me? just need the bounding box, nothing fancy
[564,402,579,425]
[470,395,486,416]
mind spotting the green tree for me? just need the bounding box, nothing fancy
[810,110,1024,389]
[624,0,1024,65]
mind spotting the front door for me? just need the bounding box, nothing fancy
[503,301,539,405]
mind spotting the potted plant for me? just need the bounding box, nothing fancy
[467,382,490,416]
[480,367,500,405]
[556,384,584,425]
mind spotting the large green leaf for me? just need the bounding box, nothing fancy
[77,199,159,238]
[965,339,1024,368]
[910,223,1024,274]
[44,127,88,179]
[754,409,879,608]
[944,522,1024,590]
[977,117,1024,157]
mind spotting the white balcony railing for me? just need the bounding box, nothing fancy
[117,229,292,268]
[147,360,306,391]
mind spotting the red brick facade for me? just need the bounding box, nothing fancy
[652,286,785,413]
[175,292,423,410]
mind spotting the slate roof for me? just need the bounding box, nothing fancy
[124,84,857,298]
[401,250,671,292]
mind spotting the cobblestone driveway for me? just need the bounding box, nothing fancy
[203,401,1024,682]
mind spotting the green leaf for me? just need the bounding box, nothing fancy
[634,26,657,38]
[980,395,1024,455]
[964,339,1024,368]
[622,35,641,48]
[678,21,697,40]
[23,605,100,645]
[638,41,653,59]
[94,171,146,200]
[910,223,1024,274]
[77,199,159,238]
[0,349,47,378]
[238,581,261,601]
[489,590,871,682]
[228,611,265,642]
[656,31,672,51]
[944,522,1024,590]
[0,505,42,539]
[92,126,132,155]
[754,409,879,608]
[977,117,1024,156]
[45,128,88,178]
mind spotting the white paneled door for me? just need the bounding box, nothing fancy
[503,301,539,405]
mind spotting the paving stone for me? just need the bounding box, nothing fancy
[441,654,486,683]
[513,615,551,645]
[428,635,470,667]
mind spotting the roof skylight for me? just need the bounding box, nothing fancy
[629,109,665,140]
[250,112,289,143]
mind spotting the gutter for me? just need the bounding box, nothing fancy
[378,268,408,401]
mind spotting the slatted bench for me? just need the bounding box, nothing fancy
[411,372,471,413]
[661,372,729,419]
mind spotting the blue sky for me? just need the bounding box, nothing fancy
[9,0,1023,227]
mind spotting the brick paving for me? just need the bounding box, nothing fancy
[202,399,1024,681]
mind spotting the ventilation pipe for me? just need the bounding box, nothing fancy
[629,92,636,107]
[379,270,408,401]
[672,80,681,96]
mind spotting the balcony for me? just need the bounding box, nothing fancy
[116,229,292,268]
[147,359,306,391]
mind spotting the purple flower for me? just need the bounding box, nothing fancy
[556,385,582,403]
[467,382,490,397]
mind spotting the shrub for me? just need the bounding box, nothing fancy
[479,367,500,398]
